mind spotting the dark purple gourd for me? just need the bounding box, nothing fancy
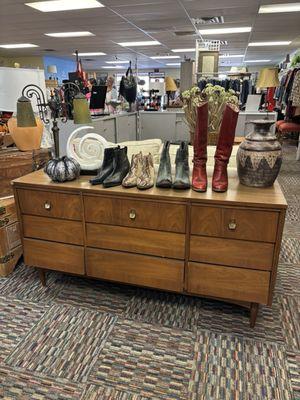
[44,156,80,182]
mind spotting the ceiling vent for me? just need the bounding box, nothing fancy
[43,48,56,52]
[83,58,95,62]
[192,16,224,25]
[174,30,196,36]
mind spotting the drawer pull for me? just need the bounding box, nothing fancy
[228,220,237,230]
[44,202,52,210]
[129,209,136,220]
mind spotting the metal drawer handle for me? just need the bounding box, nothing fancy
[0,217,9,227]
[228,219,237,230]
[44,201,51,210]
[129,209,136,220]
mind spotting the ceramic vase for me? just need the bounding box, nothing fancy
[236,120,282,187]
[8,117,43,151]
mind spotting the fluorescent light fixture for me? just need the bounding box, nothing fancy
[102,66,125,69]
[199,27,251,35]
[172,48,195,53]
[166,63,181,66]
[45,31,94,38]
[259,3,300,13]
[245,59,271,63]
[73,52,106,56]
[26,0,104,12]
[0,43,39,49]
[117,41,160,47]
[249,41,291,46]
[219,54,244,58]
[105,60,129,64]
[151,55,180,60]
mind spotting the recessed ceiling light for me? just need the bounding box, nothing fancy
[259,3,300,13]
[166,63,181,66]
[73,52,106,56]
[102,66,125,69]
[151,55,180,60]
[45,32,95,38]
[105,60,129,64]
[219,54,244,58]
[249,41,291,46]
[0,43,39,48]
[245,59,271,63]
[171,48,195,53]
[26,0,104,12]
[117,41,160,47]
[199,27,252,35]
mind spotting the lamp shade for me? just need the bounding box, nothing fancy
[47,65,57,74]
[165,76,177,92]
[16,96,37,127]
[73,93,92,124]
[257,68,280,88]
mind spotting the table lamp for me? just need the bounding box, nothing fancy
[47,65,57,80]
[256,68,280,112]
[8,96,43,151]
[165,76,177,107]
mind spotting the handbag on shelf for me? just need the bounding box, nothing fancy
[120,62,137,103]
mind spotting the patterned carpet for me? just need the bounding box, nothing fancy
[0,143,299,400]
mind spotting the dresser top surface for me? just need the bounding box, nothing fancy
[13,169,287,209]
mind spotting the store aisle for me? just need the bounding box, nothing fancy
[0,144,299,400]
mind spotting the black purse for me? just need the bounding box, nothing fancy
[120,62,137,103]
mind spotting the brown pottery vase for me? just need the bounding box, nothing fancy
[236,120,282,187]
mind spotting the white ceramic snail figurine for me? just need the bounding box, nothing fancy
[66,126,108,171]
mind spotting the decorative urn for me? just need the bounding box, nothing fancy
[236,120,282,187]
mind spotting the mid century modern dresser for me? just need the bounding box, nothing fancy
[13,170,287,327]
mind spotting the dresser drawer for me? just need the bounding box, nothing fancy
[187,262,270,304]
[191,205,278,242]
[18,189,82,221]
[86,248,184,292]
[84,196,186,233]
[23,238,84,274]
[86,223,185,259]
[23,215,83,245]
[190,236,274,270]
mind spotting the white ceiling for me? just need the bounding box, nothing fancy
[0,0,299,70]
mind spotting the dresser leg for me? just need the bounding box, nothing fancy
[37,268,46,286]
[250,303,259,328]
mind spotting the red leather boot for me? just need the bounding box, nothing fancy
[212,104,239,192]
[192,102,208,192]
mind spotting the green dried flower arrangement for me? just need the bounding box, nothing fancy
[182,84,239,143]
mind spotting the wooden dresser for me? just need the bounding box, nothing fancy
[13,170,287,327]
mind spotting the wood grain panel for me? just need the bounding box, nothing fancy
[23,215,83,245]
[23,238,84,274]
[86,223,185,259]
[18,189,81,221]
[191,206,222,236]
[223,208,278,242]
[187,262,270,304]
[84,196,186,233]
[190,236,274,270]
[86,248,184,292]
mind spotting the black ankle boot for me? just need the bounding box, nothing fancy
[90,147,117,185]
[103,147,130,188]
[156,141,172,188]
[173,142,190,190]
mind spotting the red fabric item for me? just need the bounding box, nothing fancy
[267,87,276,111]
[278,122,300,133]
[276,120,286,128]
[76,59,87,87]
[212,104,239,192]
[192,102,208,192]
